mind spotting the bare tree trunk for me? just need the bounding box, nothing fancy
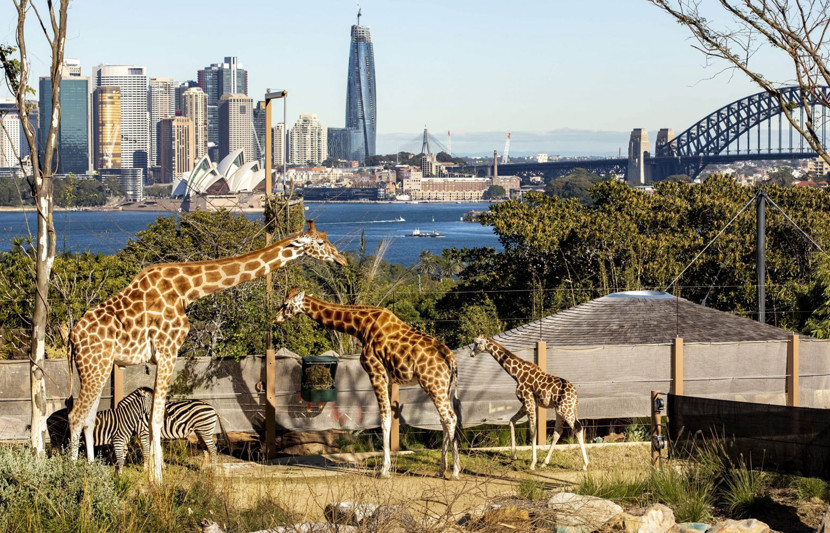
[2,0,69,454]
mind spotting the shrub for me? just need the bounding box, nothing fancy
[648,466,714,523]
[576,470,648,504]
[0,446,121,532]
[794,477,829,502]
[517,476,546,500]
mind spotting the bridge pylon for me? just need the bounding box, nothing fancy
[627,128,651,185]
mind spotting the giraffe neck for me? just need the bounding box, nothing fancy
[302,296,377,340]
[486,339,526,379]
[172,234,301,303]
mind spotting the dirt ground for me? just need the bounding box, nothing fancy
[214,442,647,524]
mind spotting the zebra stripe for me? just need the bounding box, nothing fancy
[136,388,221,466]
[87,387,152,473]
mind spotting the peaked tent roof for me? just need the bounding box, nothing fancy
[493,291,792,351]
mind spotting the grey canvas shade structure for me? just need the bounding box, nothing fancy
[493,290,791,350]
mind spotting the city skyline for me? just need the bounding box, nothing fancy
[0,1,797,155]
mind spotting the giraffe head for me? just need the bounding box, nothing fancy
[470,335,490,357]
[274,288,306,323]
[289,221,348,266]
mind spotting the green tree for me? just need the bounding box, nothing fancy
[767,167,794,187]
[544,168,608,204]
[484,185,506,200]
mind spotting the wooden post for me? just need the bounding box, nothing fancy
[787,334,800,407]
[651,390,662,467]
[264,95,276,459]
[535,341,547,447]
[111,365,123,408]
[671,337,684,396]
[389,383,400,452]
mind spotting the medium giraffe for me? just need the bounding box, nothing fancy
[471,336,588,470]
[68,222,347,483]
[275,288,461,479]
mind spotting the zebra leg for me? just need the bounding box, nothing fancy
[112,435,126,474]
[195,430,218,468]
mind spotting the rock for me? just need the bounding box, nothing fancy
[201,520,358,533]
[481,505,531,524]
[324,501,379,525]
[277,430,350,455]
[675,523,711,533]
[324,501,414,530]
[614,503,675,532]
[547,492,624,532]
[817,505,830,533]
[707,519,770,533]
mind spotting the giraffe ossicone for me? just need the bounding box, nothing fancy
[67,221,346,484]
[471,335,588,471]
[276,288,461,479]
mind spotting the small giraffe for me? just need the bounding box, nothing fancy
[275,288,460,479]
[471,336,588,470]
[68,222,347,483]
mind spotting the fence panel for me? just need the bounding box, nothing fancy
[667,393,830,480]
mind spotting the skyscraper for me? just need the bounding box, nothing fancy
[198,57,248,159]
[290,113,326,165]
[158,116,195,183]
[93,65,149,171]
[182,87,208,160]
[148,77,176,165]
[218,93,254,163]
[92,86,121,170]
[345,10,377,163]
[39,59,90,175]
[272,123,286,168]
[0,112,21,168]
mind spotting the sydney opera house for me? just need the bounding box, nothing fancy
[172,149,274,211]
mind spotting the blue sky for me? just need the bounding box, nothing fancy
[0,0,794,155]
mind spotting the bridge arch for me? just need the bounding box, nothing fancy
[657,86,830,158]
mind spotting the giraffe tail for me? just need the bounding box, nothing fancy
[62,323,75,410]
[449,357,463,433]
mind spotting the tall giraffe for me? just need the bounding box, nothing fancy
[275,289,461,479]
[68,222,347,483]
[471,336,588,470]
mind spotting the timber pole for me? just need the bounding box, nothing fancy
[756,190,766,324]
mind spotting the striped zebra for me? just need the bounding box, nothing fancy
[84,387,151,473]
[133,387,223,467]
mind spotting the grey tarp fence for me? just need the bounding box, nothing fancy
[1,339,829,440]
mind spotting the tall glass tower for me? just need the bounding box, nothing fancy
[345,10,376,163]
[39,60,90,175]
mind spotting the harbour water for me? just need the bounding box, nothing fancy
[0,202,501,267]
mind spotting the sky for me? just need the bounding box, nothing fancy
[0,0,796,155]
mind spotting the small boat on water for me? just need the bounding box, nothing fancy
[395,216,405,222]
[405,228,445,238]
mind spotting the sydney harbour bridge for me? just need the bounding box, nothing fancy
[461,86,830,183]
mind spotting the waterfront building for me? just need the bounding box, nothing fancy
[808,157,830,177]
[290,114,326,166]
[119,167,144,201]
[39,60,90,175]
[0,99,36,166]
[534,153,549,163]
[218,93,255,163]
[327,126,362,162]
[272,123,286,168]
[198,57,248,159]
[92,86,122,170]
[253,101,267,163]
[158,116,195,183]
[0,111,21,168]
[182,87,208,159]
[396,165,422,197]
[174,80,198,115]
[344,12,376,163]
[93,65,149,170]
[148,77,176,166]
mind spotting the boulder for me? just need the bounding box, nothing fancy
[707,519,770,533]
[547,492,624,532]
[324,501,414,530]
[614,504,675,532]
[481,504,531,525]
[675,524,711,533]
[200,519,358,533]
[817,505,830,533]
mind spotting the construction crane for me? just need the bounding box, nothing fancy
[501,132,510,164]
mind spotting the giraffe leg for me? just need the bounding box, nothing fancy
[571,418,589,470]
[525,399,538,470]
[148,356,175,484]
[508,405,527,461]
[543,412,565,467]
[368,374,392,478]
[68,363,109,462]
[430,392,459,479]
